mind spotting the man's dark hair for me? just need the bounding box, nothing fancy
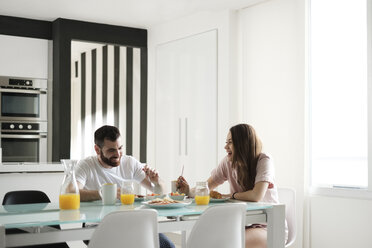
[94,125,121,148]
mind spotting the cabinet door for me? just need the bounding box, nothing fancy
[0,35,49,79]
[155,30,217,186]
[155,45,183,183]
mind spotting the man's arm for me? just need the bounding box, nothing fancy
[77,181,101,202]
[141,165,166,194]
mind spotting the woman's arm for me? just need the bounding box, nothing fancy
[231,181,269,202]
[207,177,220,191]
[177,176,221,197]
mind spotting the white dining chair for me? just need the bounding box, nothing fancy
[186,203,246,248]
[88,209,159,248]
[278,187,296,247]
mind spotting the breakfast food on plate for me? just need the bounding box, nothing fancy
[147,193,160,196]
[170,192,185,196]
[136,194,144,198]
[148,198,181,205]
[210,190,222,199]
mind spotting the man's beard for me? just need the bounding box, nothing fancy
[100,150,120,167]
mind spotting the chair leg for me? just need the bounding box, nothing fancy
[0,225,5,248]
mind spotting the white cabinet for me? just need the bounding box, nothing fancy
[0,34,49,79]
[155,30,218,187]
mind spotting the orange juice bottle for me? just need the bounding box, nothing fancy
[121,181,135,205]
[59,160,80,210]
[195,181,210,205]
[121,194,135,205]
[59,194,80,210]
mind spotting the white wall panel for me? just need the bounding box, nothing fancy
[96,47,103,129]
[132,48,141,160]
[119,47,127,145]
[107,45,115,125]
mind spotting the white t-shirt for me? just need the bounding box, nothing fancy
[75,155,146,190]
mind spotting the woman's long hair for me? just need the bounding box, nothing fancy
[230,124,262,191]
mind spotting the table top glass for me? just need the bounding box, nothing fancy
[0,199,272,229]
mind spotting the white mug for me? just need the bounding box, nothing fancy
[100,183,117,205]
[171,180,178,193]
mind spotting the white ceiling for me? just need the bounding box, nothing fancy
[0,0,264,29]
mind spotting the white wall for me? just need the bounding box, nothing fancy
[149,1,307,247]
[148,10,242,193]
[238,0,306,247]
[310,196,372,248]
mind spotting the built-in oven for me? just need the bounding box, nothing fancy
[0,121,47,162]
[0,76,48,163]
[0,76,47,122]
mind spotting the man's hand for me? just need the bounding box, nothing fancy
[143,165,160,185]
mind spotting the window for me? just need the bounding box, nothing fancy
[310,0,368,188]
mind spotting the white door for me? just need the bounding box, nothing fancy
[155,30,218,189]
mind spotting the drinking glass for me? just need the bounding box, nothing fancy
[121,181,135,205]
[194,181,210,205]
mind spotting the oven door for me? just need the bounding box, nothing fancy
[0,88,47,121]
[1,133,47,162]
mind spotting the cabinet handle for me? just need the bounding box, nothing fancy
[185,118,188,156]
[179,118,182,156]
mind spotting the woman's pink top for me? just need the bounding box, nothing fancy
[210,153,279,204]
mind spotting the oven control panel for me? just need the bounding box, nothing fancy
[9,79,33,87]
[1,122,46,132]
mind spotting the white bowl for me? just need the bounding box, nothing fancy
[168,194,186,201]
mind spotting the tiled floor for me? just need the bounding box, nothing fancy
[164,232,182,248]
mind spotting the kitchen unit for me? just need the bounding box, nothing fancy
[0,30,51,165]
[155,30,218,184]
[0,76,48,163]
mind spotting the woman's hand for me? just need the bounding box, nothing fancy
[142,165,160,185]
[176,176,190,195]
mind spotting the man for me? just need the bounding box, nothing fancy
[75,125,174,248]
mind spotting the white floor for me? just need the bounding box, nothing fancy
[66,232,182,248]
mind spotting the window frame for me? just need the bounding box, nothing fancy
[309,0,372,197]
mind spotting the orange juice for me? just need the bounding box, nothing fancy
[195,195,210,205]
[59,194,80,210]
[121,194,135,205]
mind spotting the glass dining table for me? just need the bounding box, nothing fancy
[0,199,285,248]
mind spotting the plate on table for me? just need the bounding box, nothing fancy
[145,194,166,200]
[142,199,192,209]
[209,198,228,203]
[135,195,145,202]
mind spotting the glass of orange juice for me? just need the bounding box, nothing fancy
[195,181,210,205]
[121,181,135,205]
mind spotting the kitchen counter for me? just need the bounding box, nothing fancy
[0,162,64,173]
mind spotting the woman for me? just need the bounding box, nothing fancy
[177,123,287,248]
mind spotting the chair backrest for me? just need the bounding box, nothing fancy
[278,187,296,247]
[2,190,51,205]
[88,209,159,248]
[186,203,246,248]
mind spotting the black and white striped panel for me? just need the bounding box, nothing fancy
[71,43,146,162]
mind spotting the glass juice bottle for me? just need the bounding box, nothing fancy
[121,181,135,205]
[59,159,80,210]
[195,181,210,205]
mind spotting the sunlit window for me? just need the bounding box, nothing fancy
[310,0,368,188]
